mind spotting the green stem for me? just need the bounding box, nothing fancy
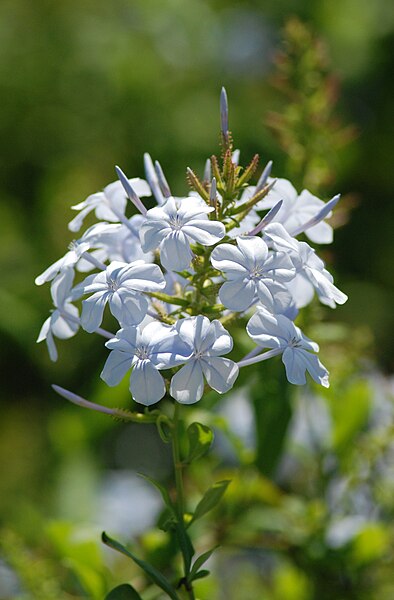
[171,403,196,600]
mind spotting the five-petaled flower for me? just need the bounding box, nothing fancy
[140,196,225,271]
[101,322,191,405]
[210,236,295,312]
[170,316,239,404]
[72,260,165,332]
[247,309,329,387]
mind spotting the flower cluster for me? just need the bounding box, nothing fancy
[36,90,347,406]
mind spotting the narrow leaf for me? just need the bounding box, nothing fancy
[102,533,180,600]
[189,546,218,580]
[190,481,230,525]
[105,584,143,600]
[191,569,210,582]
[175,522,195,573]
[186,422,214,464]
[139,474,176,516]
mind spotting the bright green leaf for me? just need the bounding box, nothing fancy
[190,481,230,525]
[191,569,210,581]
[102,532,180,600]
[186,422,214,463]
[105,584,143,600]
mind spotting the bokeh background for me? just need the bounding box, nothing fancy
[1,1,393,598]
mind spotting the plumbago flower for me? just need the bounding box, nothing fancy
[210,236,295,313]
[170,316,239,404]
[37,268,79,361]
[68,177,151,232]
[245,309,329,387]
[140,195,225,271]
[101,322,191,405]
[72,260,165,332]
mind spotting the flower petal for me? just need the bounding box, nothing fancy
[110,290,148,326]
[219,279,256,311]
[200,357,239,393]
[129,360,166,406]
[101,350,133,386]
[81,291,109,332]
[160,231,193,271]
[170,360,204,404]
[182,220,225,245]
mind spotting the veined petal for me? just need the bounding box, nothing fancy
[219,278,256,311]
[200,357,239,393]
[286,273,315,309]
[110,290,148,326]
[203,320,233,356]
[247,310,293,349]
[105,326,138,352]
[237,236,268,270]
[305,221,333,244]
[101,350,133,386]
[81,291,110,332]
[182,220,225,245]
[282,347,329,387]
[210,244,249,277]
[170,360,204,404]
[119,263,165,291]
[139,219,170,251]
[129,360,166,406]
[176,315,210,352]
[50,268,75,307]
[160,231,193,271]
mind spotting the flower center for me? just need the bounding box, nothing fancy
[288,336,301,348]
[169,214,184,230]
[136,346,150,360]
[108,277,119,292]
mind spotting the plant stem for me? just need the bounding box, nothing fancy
[171,402,196,600]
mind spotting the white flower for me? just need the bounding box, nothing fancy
[247,309,329,387]
[77,215,153,271]
[255,178,334,244]
[72,260,165,332]
[288,242,348,308]
[101,322,191,406]
[68,178,151,232]
[140,196,225,271]
[210,236,295,312]
[37,268,79,361]
[35,222,118,285]
[170,316,239,404]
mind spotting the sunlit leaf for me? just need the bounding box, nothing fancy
[190,481,230,525]
[185,422,214,463]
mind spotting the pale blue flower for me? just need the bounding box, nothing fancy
[256,177,334,244]
[101,322,191,406]
[210,236,295,312]
[140,196,225,271]
[246,309,329,387]
[170,316,239,404]
[68,178,151,232]
[72,260,165,332]
[288,241,348,309]
[37,268,79,361]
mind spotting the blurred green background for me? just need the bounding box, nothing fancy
[1,1,393,598]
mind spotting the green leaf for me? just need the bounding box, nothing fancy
[250,362,292,477]
[190,481,230,525]
[102,533,180,600]
[185,422,214,463]
[191,569,210,581]
[175,522,194,573]
[105,584,143,600]
[189,547,218,581]
[139,474,176,516]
